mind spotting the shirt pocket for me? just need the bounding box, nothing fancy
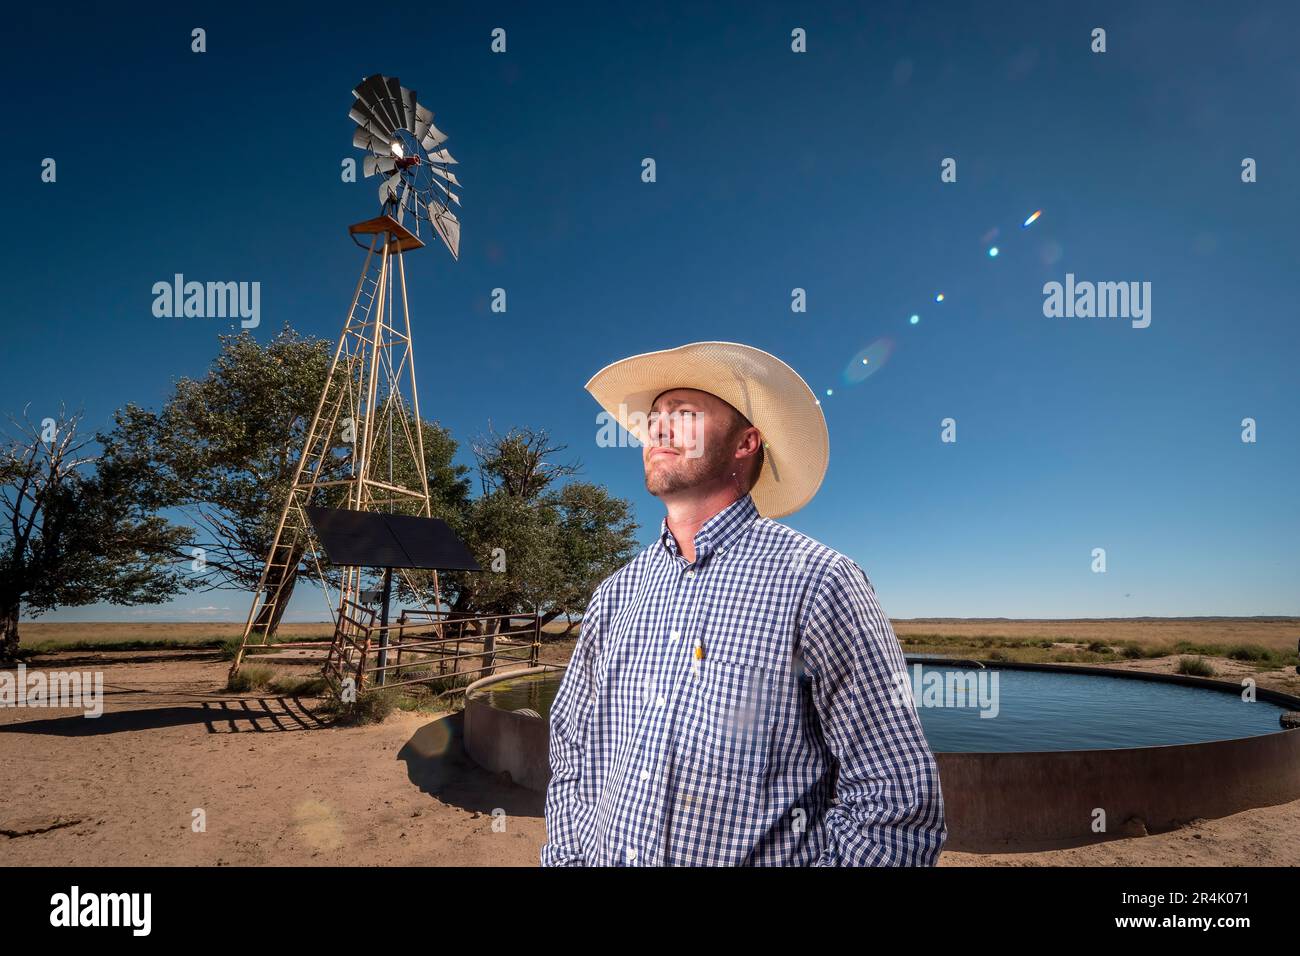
[675,656,777,779]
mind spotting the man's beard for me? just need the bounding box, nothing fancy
[644,444,729,497]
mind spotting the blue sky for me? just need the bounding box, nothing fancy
[4,1,1298,622]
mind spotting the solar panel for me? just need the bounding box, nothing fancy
[304,507,482,572]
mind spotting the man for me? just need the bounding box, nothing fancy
[541,341,946,866]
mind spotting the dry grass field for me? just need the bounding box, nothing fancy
[17,621,337,649]
[893,617,1298,651]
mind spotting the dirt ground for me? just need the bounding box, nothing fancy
[2,636,1298,867]
[0,648,544,866]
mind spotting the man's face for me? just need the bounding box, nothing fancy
[643,388,748,498]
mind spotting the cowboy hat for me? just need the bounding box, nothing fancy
[584,341,829,519]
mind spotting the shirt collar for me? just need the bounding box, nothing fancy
[658,492,760,564]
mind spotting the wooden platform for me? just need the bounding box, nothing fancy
[348,214,424,251]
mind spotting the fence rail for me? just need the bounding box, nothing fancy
[323,607,543,699]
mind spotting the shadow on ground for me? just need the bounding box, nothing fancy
[19,650,230,668]
[397,711,545,819]
[0,697,326,735]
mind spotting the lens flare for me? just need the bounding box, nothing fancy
[935,293,945,302]
[909,314,920,325]
[842,337,896,384]
[988,246,999,257]
[1022,209,1042,228]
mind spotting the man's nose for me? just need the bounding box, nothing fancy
[649,412,671,444]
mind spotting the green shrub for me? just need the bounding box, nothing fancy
[1176,656,1215,678]
[226,665,274,692]
[268,674,329,696]
[325,687,400,725]
[1227,644,1273,664]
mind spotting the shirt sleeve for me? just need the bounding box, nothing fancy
[539,584,603,867]
[800,555,947,866]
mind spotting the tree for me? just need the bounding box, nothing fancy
[99,330,637,637]
[99,326,345,635]
[0,410,191,661]
[100,326,473,634]
[433,425,639,633]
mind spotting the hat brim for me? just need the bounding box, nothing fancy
[584,341,829,518]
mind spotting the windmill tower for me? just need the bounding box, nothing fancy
[229,74,462,676]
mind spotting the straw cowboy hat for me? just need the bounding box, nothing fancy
[584,341,829,519]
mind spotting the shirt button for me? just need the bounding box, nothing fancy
[626,847,638,862]
[668,630,680,643]
[656,695,666,707]
[640,768,650,781]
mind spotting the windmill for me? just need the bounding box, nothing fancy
[228,75,461,677]
[352,73,462,259]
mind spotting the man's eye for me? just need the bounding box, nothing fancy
[649,409,701,426]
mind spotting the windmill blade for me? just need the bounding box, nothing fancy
[428,165,462,188]
[349,92,394,134]
[426,148,458,165]
[384,77,407,129]
[374,92,405,136]
[352,74,386,101]
[353,75,394,123]
[359,75,403,132]
[399,86,417,131]
[354,116,392,147]
[379,171,404,205]
[429,175,461,206]
[413,104,433,140]
[431,207,460,260]
[350,101,395,138]
[363,155,397,178]
[353,127,393,156]
[356,74,404,134]
[395,182,412,224]
[421,123,448,151]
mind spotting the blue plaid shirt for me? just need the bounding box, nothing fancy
[540,492,946,866]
